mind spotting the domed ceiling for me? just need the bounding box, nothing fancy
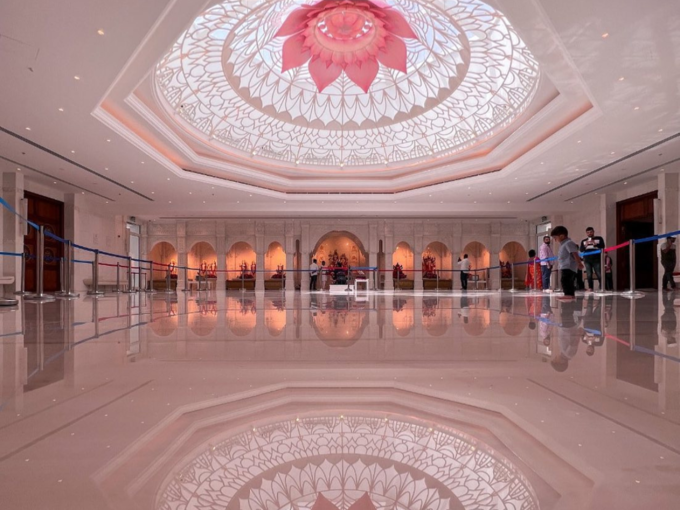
[154,0,540,172]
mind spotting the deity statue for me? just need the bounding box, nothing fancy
[393,263,407,280]
[422,253,437,279]
[272,264,285,279]
[208,261,217,278]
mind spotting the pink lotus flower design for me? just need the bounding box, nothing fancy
[275,0,418,92]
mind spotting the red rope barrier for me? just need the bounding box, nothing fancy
[605,241,630,252]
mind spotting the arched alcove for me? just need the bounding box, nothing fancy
[189,242,218,285]
[312,231,368,269]
[149,242,178,290]
[499,241,528,289]
[265,242,286,289]
[393,241,414,289]
[423,241,453,290]
[226,242,257,289]
[461,241,490,285]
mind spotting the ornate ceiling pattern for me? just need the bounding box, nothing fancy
[157,414,539,510]
[155,0,540,170]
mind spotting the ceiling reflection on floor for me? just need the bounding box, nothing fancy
[0,290,679,509]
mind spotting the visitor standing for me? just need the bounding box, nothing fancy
[309,258,319,291]
[579,227,606,291]
[525,249,542,290]
[457,254,470,290]
[661,236,677,291]
[551,226,583,300]
[538,235,554,291]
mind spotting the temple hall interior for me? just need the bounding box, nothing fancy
[1,0,680,509]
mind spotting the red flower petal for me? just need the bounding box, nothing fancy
[377,34,408,73]
[312,494,341,510]
[309,57,343,91]
[274,7,313,38]
[348,493,377,510]
[383,8,418,39]
[281,34,311,72]
[345,58,379,92]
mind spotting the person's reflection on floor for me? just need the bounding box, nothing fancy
[459,295,470,324]
[661,292,677,346]
[539,296,554,347]
[551,298,581,372]
[580,295,604,356]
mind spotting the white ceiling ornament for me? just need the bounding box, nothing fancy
[155,0,540,170]
[157,414,539,510]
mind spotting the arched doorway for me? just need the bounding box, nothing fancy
[423,241,453,290]
[149,241,178,290]
[226,242,257,290]
[461,241,490,290]
[265,242,286,290]
[499,241,528,290]
[189,241,217,290]
[393,241,414,290]
[312,231,368,288]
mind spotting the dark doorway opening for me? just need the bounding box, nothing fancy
[617,191,657,290]
[24,191,64,293]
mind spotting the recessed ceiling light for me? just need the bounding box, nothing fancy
[658,128,664,132]
[602,33,609,38]
[540,161,544,165]
[610,151,615,155]
[141,161,145,164]
[168,201,172,204]
[58,108,64,112]
[634,106,640,110]
[488,192,492,195]
[507,201,511,204]
[167,177,170,181]
[661,168,665,172]
[105,201,109,204]
[189,192,192,194]
[130,181,134,184]
[16,167,21,171]
[203,200,206,204]
[104,167,108,170]
[577,140,582,144]
[106,139,111,142]
[53,181,57,184]
[97,29,105,35]
[525,192,529,195]
[429,194,432,197]
[151,191,155,194]
[71,150,75,153]
[618,76,625,81]
[25,127,31,131]
[249,194,252,197]
[624,181,628,185]
[74,75,81,80]
[440,201,443,204]
[473,201,477,204]
[547,181,552,184]
[81,192,85,195]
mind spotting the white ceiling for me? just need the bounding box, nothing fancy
[0,0,679,219]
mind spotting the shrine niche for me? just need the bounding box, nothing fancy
[226,296,257,336]
[189,242,218,288]
[392,242,414,290]
[500,241,528,290]
[226,241,257,290]
[311,296,368,347]
[422,242,453,290]
[148,241,178,290]
[461,241,490,286]
[265,242,286,290]
[312,231,367,274]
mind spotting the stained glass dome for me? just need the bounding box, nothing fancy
[155,0,540,170]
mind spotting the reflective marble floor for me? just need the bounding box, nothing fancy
[1,290,679,509]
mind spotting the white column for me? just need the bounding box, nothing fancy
[285,222,296,291]
[384,234,394,291]
[489,221,501,291]
[301,223,311,292]
[255,223,265,291]
[217,222,226,292]
[414,227,423,291]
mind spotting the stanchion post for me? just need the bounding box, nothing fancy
[183,266,190,292]
[114,262,122,294]
[87,250,104,296]
[137,261,143,293]
[56,240,79,299]
[14,251,30,296]
[24,226,55,302]
[509,262,518,293]
[124,256,135,293]
[622,240,644,299]
[163,266,174,294]
[146,261,156,294]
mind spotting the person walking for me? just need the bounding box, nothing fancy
[457,254,470,290]
[579,227,606,291]
[320,260,328,291]
[661,236,677,291]
[309,258,319,291]
[551,226,584,301]
[538,235,554,292]
[525,249,542,291]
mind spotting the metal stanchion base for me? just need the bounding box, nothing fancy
[24,293,56,302]
[14,291,32,296]
[111,289,122,294]
[56,291,80,299]
[508,288,521,293]
[621,290,645,300]
[0,297,19,306]
[145,290,157,294]
[87,291,105,297]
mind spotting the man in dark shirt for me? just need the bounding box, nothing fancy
[579,227,606,291]
[661,236,677,291]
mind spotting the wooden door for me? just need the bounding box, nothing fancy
[24,192,64,292]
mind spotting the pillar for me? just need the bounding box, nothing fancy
[452,223,462,290]
[489,221,501,291]
[384,222,394,291]
[217,222,226,291]
[2,172,24,292]
[177,221,187,290]
[414,225,424,291]
[285,222,295,291]
[255,221,265,291]
[301,223,311,292]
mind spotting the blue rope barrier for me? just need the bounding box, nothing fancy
[72,243,96,253]
[0,196,39,230]
[44,230,67,244]
[0,251,22,257]
[635,229,680,244]
[74,259,93,264]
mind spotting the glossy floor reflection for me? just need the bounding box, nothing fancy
[1,290,679,509]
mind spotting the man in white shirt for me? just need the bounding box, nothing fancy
[538,235,554,291]
[309,258,319,291]
[457,254,470,290]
